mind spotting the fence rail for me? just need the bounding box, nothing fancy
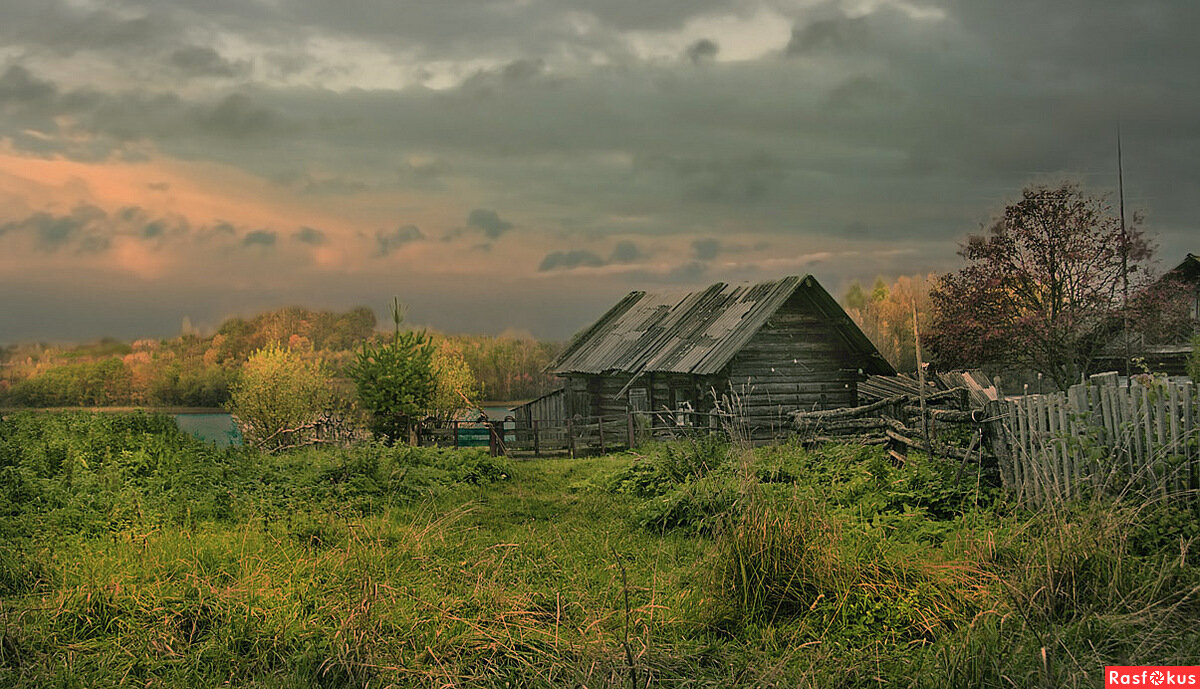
[996,374,1200,506]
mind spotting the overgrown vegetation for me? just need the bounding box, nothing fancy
[2,413,1197,687]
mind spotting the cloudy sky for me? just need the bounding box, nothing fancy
[1,0,1197,342]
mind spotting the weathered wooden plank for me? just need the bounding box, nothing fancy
[1184,381,1197,494]
[1015,397,1029,502]
[1057,396,1072,499]
[1156,385,1168,449]
[1141,385,1156,484]
[1037,395,1055,505]
[1067,386,1086,488]
[1024,396,1039,505]
[1099,383,1115,446]
[1169,383,1181,455]
[993,400,1017,493]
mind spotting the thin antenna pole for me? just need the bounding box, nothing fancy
[913,299,931,453]
[1118,125,1130,386]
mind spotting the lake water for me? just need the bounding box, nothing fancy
[171,405,519,448]
[173,412,242,447]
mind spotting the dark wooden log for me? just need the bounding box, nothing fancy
[805,433,890,445]
[792,395,908,421]
[902,406,978,423]
[800,418,890,432]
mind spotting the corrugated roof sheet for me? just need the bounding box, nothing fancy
[549,275,895,376]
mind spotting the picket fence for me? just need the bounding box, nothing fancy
[996,372,1200,505]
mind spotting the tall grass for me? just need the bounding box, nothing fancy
[3,412,1199,687]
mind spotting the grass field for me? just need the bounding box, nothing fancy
[2,411,1199,687]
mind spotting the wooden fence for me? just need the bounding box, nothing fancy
[421,410,794,457]
[995,373,1200,506]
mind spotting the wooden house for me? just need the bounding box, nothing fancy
[540,275,895,431]
[1093,252,1200,376]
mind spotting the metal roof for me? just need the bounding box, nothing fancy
[549,275,895,376]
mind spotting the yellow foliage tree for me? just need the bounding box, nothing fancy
[429,339,482,422]
[843,274,935,373]
[227,345,334,452]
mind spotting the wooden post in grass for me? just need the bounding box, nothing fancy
[533,419,540,458]
[567,417,576,459]
[627,412,636,450]
[598,416,606,454]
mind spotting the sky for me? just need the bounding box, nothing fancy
[1,0,1197,343]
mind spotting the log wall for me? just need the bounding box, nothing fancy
[724,290,862,427]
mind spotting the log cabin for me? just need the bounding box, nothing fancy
[1092,252,1200,376]
[538,275,895,432]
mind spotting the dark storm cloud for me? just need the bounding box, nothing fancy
[692,238,720,260]
[609,240,643,263]
[0,65,56,104]
[685,39,719,64]
[538,249,606,272]
[0,3,176,56]
[140,221,168,239]
[644,151,786,203]
[0,205,106,252]
[375,224,424,256]
[199,93,283,139]
[242,230,277,247]
[538,240,646,271]
[293,226,328,245]
[0,204,195,253]
[467,209,513,239]
[169,46,248,78]
[786,15,870,55]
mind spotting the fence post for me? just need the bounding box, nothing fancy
[984,399,1014,494]
[627,413,635,449]
[598,416,605,454]
[452,420,459,449]
[533,419,541,458]
[567,417,576,459]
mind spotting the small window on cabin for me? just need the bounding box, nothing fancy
[628,388,649,412]
[672,388,695,426]
[671,387,694,410]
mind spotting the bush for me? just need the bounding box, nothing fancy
[6,358,133,407]
[227,345,334,452]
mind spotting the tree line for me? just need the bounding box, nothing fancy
[0,305,561,409]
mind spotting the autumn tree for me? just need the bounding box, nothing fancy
[843,275,934,372]
[927,182,1159,390]
[227,345,334,452]
[428,339,482,422]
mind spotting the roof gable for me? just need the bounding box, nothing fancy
[549,275,895,376]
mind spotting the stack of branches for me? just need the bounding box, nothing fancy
[790,388,989,463]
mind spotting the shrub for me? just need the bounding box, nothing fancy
[227,345,334,452]
[6,358,133,406]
